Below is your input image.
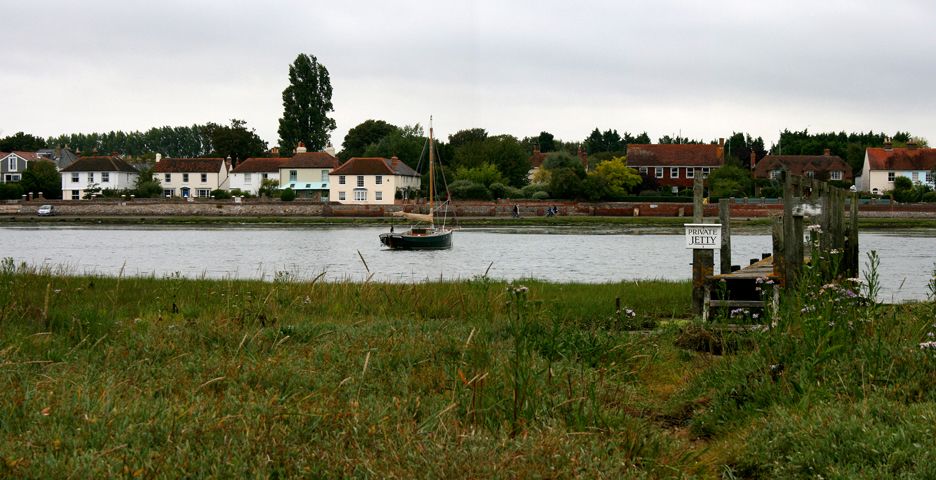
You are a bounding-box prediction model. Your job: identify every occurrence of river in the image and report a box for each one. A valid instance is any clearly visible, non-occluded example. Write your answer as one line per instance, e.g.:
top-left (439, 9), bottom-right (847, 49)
top-left (0, 225), bottom-right (932, 302)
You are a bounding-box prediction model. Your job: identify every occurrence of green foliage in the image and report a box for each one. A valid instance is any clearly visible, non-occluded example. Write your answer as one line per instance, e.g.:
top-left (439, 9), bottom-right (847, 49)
top-left (542, 151), bottom-right (585, 174)
top-left (548, 167), bottom-right (585, 199)
top-left (0, 182), bottom-right (24, 200)
top-left (132, 167), bottom-right (163, 198)
top-left (488, 182), bottom-right (523, 199)
top-left (19, 160), bottom-right (61, 199)
top-left (279, 187), bottom-right (296, 202)
top-left (893, 175), bottom-right (913, 191)
top-left (657, 134), bottom-right (705, 144)
top-left (771, 129), bottom-right (925, 176)
top-left (212, 189), bottom-right (233, 199)
top-left (590, 156), bottom-right (642, 198)
top-left (204, 119), bottom-right (267, 163)
top-left (450, 134), bottom-right (528, 188)
top-left (891, 175), bottom-right (930, 203)
top-left (0, 131), bottom-right (47, 151)
top-left (277, 53), bottom-right (336, 154)
top-left (362, 124), bottom-right (424, 171)
top-left (536, 131), bottom-right (555, 152)
top-left (724, 131), bottom-right (767, 166)
top-left (455, 162), bottom-right (505, 187)
top-left (583, 128), bottom-right (648, 155)
top-left (257, 178), bottom-right (280, 199)
top-left (447, 128), bottom-right (488, 150)
top-left (530, 190), bottom-right (549, 200)
top-left (922, 191), bottom-right (936, 203)
top-left (339, 119), bottom-right (399, 160)
top-left (448, 179), bottom-right (491, 200)
top-left (48, 125), bottom-right (213, 158)
top-left (708, 163), bottom-right (753, 198)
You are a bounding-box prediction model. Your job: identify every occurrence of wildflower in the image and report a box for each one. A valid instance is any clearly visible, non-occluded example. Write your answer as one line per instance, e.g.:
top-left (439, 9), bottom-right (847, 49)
top-left (929, 332), bottom-right (935, 338)
top-left (807, 224), bottom-right (822, 232)
top-left (919, 341), bottom-right (936, 350)
top-left (752, 313), bottom-right (760, 319)
top-left (625, 308), bottom-right (636, 318)
top-left (846, 278), bottom-right (862, 284)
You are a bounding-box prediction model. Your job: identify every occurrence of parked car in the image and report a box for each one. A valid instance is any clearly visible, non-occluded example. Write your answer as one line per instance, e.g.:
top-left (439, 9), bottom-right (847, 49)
top-left (37, 205), bottom-right (55, 216)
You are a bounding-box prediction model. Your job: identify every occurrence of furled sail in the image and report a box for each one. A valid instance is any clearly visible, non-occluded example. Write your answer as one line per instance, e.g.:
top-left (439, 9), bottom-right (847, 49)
top-left (392, 209), bottom-right (434, 223)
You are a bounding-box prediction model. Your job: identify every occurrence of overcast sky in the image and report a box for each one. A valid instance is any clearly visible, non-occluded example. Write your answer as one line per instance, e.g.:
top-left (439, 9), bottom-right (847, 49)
top-left (3, 0), bottom-right (935, 151)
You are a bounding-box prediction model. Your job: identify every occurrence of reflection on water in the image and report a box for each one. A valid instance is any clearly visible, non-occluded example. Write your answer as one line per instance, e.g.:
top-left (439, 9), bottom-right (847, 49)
top-left (0, 225), bottom-right (932, 302)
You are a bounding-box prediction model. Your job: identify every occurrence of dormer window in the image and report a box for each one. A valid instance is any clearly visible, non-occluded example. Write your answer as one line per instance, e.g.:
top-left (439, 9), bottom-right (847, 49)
top-left (830, 171), bottom-right (842, 181)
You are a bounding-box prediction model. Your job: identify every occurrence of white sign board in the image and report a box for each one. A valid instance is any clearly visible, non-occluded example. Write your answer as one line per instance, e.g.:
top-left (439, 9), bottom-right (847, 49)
top-left (684, 223), bottom-right (722, 249)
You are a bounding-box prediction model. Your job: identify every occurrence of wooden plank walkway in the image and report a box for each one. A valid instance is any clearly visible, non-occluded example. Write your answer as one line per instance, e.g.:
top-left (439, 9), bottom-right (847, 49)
top-left (703, 255), bottom-right (780, 322)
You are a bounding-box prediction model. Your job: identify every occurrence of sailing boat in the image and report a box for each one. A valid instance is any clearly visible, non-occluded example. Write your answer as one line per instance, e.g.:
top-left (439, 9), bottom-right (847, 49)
top-left (379, 118), bottom-right (453, 250)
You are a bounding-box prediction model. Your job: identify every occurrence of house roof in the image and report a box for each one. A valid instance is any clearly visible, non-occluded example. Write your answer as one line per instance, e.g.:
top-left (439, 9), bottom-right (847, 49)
top-left (865, 147), bottom-right (936, 171)
top-left (753, 155), bottom-right (853, 179)
top-left (11, 151), bottom-right (42, 161)
top-left (625, 144), bottom-right (724, 167)
top-left (60, 156), bottom-right (138, 173)
top-left (154, 158), bottom-right (226, 173)
top-left (231, 157), bottom-right (287, 173)
top-left (280, 151), bottom-right (339, 169)
top-left (330, 157), bottom-right (419, 177)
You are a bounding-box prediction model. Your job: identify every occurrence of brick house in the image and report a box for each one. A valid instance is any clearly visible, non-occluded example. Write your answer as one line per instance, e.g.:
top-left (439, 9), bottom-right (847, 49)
top-left (625, 141), bottom-right (725, 189)
top-left (753, 149), bottom-right (852, 182)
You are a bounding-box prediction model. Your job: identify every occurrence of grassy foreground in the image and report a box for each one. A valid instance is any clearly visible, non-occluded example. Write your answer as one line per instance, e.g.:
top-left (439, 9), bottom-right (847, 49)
top-left (1, 260), bottom-right (936, 478)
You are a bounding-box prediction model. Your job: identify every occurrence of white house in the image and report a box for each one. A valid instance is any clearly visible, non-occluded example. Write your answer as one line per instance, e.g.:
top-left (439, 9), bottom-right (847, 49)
top-left (859, 142), bottom-right (936, 193)
top-left (329, 156), bottom-right (420, 205)
top-left (154, 157), bottom-right (230, 198)
top-left (60, 156), bottom-right (139, 200)
top-left (229, 157), bottom-right (286, 196)
top-left (277, 149), bottom-right (339, 201)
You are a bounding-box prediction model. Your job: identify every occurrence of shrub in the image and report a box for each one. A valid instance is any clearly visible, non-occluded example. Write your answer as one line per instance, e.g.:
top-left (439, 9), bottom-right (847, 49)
top-left (0, 182), bottom-right (24, 200)
top-left (280, 188), bottom-right (296, 202)
top-left (923, 191), bottom-right (936, 203)
top-left (531, 191), bottom-right (549, 200)
top-left (521, 183), bottom-right (548, 198)
top-left (211, 189), bottom-right (232, 200)
top-left (448, 180), bottom-right (491, 200)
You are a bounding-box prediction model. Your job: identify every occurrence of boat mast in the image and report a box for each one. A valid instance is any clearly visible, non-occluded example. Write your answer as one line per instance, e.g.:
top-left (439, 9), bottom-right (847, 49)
top-left (428, 116), bottom-right (434, 226)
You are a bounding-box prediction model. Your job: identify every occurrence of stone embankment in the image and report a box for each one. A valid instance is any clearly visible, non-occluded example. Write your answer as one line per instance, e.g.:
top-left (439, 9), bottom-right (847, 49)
top-left (3, 198), bottom-right (934, 218)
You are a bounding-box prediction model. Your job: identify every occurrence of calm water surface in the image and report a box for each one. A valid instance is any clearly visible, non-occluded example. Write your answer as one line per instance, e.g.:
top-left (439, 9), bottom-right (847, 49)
top-left (0, 225), bottom-right (931, 302)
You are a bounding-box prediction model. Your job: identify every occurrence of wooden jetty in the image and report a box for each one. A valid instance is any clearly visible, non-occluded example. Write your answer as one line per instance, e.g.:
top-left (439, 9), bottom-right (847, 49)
top-left (694, 172), bottom-right (859, 321)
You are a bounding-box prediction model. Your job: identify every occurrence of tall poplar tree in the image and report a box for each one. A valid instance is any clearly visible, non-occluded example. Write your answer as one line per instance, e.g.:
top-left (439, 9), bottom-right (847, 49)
top-left (277, 53), bottom-right (336, 155)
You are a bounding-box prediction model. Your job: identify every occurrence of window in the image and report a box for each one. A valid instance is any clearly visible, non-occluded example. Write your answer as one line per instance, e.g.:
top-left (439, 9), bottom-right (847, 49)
top-left (244, 173), bottom-right (252, 184)
top-left (71, 190), bottom-right (79, 200)
top-left (830, 171), bottom-right (843, 181)
top-left (163, 189), bottom-right (173, 197)
top-left (702, 167), bottom-right (711, 178)
top-left (339, 175), bottom-right (345, 185)
top-left (912, 171), bottom-right (919, 182)
top-left (686, 168), bottom-right (695, 179)
top-left (7, 157), bottom-right (15, 171)
top-left (375, 175), bottom-right (383, 185)
top-left (71, 172), bottom-right (80, 183)
top-left (101, 172), bottom-right (110, 183)
top-left (927, 172), bottom-right (934, 184)
top-left (164, 173), bottom-right (171, 183)
top-left (888, 171), bottom-right (895, 182)
top-left (338, 191), bottom-right (346, 201)
top-left (354, 190), bottom-right (367, 201)
top-left (201, 173), bottom-right (208, 183)
top-left (805, 170), bottom-right (815, 178)
top-left (357, 176), bottom-right (365, 187)
top-left (198, 189), bottom-right (211, 197)
top-left (321, 170), bottom-right (328, 182)
top-left (88, 172), bottom-right (94, 182)
top-left (670, 167), bottom-right (679, 179)
top-left (182, 173), bottom-right (189, 183)
top-left (4, 174), bottom-right (20, 182)
top-left (289, 170), bottom-right (297, 182)
top-left (375, 191), bottom-right (383, 201)
top-left (769, 170), bottom-right (781, 180)
top-left (638, 167), bottom-right (648, 174)
top-left (655, 167), bottom-right (664, 178)
top-left (262, 173), bottom-right (268, 180)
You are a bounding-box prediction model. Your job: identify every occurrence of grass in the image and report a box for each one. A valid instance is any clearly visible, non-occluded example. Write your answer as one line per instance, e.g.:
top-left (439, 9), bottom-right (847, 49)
top-left (1, 256), bottom-right (935, 478)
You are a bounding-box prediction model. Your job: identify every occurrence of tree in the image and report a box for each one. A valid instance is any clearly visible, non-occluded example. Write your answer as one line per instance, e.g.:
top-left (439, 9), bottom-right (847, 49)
top-left (340, 119), bottom-right (399, 160)
top-left (362, 124), bottom-right (425, 170)
top-left (0, 132), bottom-right (47, 151)
top-left (455, 162), bottom-right (505, 187)
top-left (708, 163), bottom-right (753, 198)
top-left (205, 119), bottom-right (267, 165)
top-left (537, 131), bottom-right (555, 152)
top-left (20, 160), bottom-right (61, 199)
top-left (447, 128), bottom-right (488, 151)
top-left (258, 178), bottom-right (280, 199)
top-left (590, 156), bottom-right (642, 198)
top-left (277, 53), bottom-right (336, 154)
top-left (133, 167), bottom-right (163, 198)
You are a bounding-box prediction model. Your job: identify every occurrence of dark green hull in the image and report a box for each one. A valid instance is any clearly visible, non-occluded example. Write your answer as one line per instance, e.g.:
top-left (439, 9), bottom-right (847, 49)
top-left (379, 228), bottom-right (452, 250)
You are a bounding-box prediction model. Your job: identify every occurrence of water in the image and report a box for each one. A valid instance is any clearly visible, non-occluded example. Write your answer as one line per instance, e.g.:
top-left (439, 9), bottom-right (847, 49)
top-left (0, 225), bottom-right (932, 302)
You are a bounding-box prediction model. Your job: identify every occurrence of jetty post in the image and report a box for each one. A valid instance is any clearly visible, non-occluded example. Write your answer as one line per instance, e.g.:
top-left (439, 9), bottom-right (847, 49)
top-left (719, 198), bottom-right (731, 274)
top-left (691, 175), bottom-right (715, 315)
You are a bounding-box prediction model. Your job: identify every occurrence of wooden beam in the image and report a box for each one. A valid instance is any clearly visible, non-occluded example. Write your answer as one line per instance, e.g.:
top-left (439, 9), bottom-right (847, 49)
top-left (719, 198), bottom-right (731, 274)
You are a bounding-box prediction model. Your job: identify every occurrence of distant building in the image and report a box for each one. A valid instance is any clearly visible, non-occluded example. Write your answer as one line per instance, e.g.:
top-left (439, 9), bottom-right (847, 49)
top-left (626, 141), bottom-right (725, 189)
top-left (754, 149), bottom-right (852, 182)
top-left (60, 156), bottom-right (139, 200)
top-left (277, 143), bottom-right (340, 201)
top-left (154, 157), bottom-right (230, 198)
top-left (229, 157), bottom-right (287, 196)
top-left (859, 139), bottom-right (936, 193)
top-left (329, 156), bottom-right (420, 205)
top-left (37, 147), bottom-right (79, 170)
top-left (527, 145), bottom-right (588, 182)
top-left (0, 151), bottom-right (41, 183)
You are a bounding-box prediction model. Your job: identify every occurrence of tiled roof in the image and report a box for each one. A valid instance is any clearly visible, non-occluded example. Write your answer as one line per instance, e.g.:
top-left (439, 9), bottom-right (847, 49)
top-left (626, 144), bottom-right (724, 167)
top-left (231, 157), bottom-right (287, 173)
top-left (154, 158), bottom-right (226, 173)
top-left (865, 147), bottom-right (936, 171)
top-left (11, 151), bottom-right (42, 161)
top-left (330, 157), bottom-right (419, 176)
top-left (280, 151), bottom-right (339, 169)
top-left (754, 155), bottom-right (852, 180)
top-left (60, 156), bottom-right (138, 173)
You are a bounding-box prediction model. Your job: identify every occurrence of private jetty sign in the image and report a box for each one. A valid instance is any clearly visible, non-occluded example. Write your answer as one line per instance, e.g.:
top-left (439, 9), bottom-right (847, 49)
top-left (684, 223), bottom-right (722, 249)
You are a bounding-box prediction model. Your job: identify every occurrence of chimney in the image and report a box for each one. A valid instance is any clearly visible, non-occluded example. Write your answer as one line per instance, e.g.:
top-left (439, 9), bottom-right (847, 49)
top-left (155, 153), bottom-right (162, 163)
top-left (750, 151), bottom-right (757, 170)
top-left (295, 142), bottom-right (307, 154)
top-left (823, 148), bottom-right (830, 156)
top-left (533, 144), bottom-right (540, 154)
top-left (908, 138), bottom-right (918, 150)
top-left (718, 138), bottom-right (725, 147)
top-left (884, 137), bottom-right (893, 151)
top-left (390, 156), bottom-right (400, 168)
top-left (324, 143), bottom-right (336, 157)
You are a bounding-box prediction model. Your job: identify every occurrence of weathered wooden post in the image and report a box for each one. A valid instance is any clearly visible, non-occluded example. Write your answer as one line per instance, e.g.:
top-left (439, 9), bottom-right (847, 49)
top-left (846, 191), bottom-right (860, 277)
top-left (719, 198), bottom-right (731, 274)
top-left (690, 176), bottom-right (715, 315)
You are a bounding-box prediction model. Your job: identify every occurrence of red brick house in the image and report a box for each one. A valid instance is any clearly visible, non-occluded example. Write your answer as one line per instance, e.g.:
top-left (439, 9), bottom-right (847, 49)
top-left (753, 149), bottom-right (852, 183)
top-left (626, 142), bottom-right (725, 189)
top-left (527, 145), bottom-right (588, 181)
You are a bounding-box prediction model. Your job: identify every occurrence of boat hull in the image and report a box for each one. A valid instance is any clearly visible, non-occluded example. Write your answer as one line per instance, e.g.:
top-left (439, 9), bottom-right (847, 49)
top-left (380, 229), bottom-right (452, 250)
